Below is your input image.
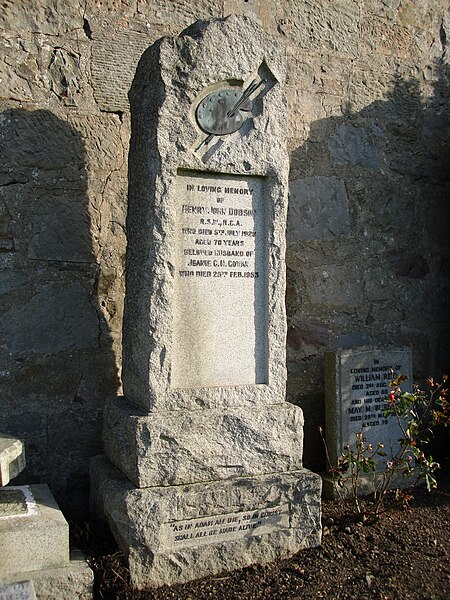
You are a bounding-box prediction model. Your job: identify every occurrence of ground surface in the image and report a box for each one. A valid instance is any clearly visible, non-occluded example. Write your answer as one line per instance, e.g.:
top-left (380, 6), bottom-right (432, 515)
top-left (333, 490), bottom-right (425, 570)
top-left (74, 462), bottom-right (450, 599)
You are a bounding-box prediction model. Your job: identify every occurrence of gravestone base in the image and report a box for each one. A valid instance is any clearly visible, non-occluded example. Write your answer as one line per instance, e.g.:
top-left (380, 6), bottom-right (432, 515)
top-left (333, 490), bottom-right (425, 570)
top-left (91, 455), bottom-right (321, 589)
top-left (321, 468), bottom-right (421, 500)
top-left (103, 396), bottom-right (304, 488)
top-left (0, 485), bottom-right (69, 574)
top-left (0, 580), bottom-right (36, 600)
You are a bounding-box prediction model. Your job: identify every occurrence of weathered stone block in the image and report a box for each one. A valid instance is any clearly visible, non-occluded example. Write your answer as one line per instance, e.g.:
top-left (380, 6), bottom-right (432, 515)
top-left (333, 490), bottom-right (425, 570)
top-left (92, 29), bottom-right (159, 112)
top-left (304, 265), bottom-right (363, 308)
top-left (328, 123), bottom-right (379, 169)
top-left (278, 0), bottom-right (360, 56)
top-left (0, 485), bottom-right (69, 576)
top-left (0, 434), bottom-right (25, 486)
top-left (287, 176), bottom-right (350, 243)
top-left (0, 282), bottom-right (99, 355)
top-left (91, 455), bottom-right (321, 589)
top-left (103, 396), bottom-right (304, 487)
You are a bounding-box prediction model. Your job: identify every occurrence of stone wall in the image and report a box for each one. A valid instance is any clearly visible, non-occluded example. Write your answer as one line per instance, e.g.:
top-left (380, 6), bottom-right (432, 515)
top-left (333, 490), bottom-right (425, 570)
top-left (1, 0), bottom-right (449, 514)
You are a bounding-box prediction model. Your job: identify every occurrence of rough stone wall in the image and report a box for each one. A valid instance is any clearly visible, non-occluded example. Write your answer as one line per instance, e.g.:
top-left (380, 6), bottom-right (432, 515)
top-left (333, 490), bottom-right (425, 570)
top-left (0, 1), bottom-right (448, 514)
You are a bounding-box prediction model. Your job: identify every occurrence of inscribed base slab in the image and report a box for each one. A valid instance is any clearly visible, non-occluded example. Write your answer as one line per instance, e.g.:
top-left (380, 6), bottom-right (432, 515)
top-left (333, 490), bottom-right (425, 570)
top-left (90, 455), bottom-right (321, 589)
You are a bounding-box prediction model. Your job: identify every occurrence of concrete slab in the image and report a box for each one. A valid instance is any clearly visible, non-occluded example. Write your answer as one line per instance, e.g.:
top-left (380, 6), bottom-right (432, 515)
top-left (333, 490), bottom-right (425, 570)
top-left (0, 484), bottom-right (69, 575)
top-left (0, 551), bottom-right (93, 600)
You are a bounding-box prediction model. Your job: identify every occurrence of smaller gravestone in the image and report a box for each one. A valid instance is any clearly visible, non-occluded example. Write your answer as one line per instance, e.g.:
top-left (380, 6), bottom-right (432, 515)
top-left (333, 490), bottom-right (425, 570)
top-left (324, 347), bottom-right (413, 495)
top-left (0, 436), bottom-right (93, 598)
top-left (0, 485), bottom-right (69, 575)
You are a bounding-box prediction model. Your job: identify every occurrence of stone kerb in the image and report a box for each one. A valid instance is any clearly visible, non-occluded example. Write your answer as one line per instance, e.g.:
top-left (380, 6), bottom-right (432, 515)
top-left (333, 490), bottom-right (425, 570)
top-left (0, 437), bottom-right (93, 597)
top-left (122, 15), bottom-right (289, 413)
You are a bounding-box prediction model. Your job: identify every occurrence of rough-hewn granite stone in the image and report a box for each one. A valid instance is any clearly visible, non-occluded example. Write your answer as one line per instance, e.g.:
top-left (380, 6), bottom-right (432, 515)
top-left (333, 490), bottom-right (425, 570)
top-left (91, 16), bottom-right (322, 589)
top-left (0, 434), bottom-right (25, 486)
top-left (122, 15), bottom-right (289, 413)
top-left (103, 396), bottom-right (304, 487)
top-left (91, 455), bottom-right (322, 589)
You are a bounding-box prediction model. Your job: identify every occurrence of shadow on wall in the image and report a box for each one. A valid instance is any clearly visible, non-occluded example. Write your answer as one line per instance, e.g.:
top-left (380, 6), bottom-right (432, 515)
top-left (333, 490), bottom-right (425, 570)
top-left (0, 109), bottom-right (119, 517)
top-left (286, 62), bottom-right (450, 472)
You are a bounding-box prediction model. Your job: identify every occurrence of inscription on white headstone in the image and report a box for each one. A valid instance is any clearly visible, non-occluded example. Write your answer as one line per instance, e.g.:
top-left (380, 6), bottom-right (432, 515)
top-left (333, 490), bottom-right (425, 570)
top-left (172, 171), bottom-right (267, 388)
top-left (160, 504), bottom-right (289, 551)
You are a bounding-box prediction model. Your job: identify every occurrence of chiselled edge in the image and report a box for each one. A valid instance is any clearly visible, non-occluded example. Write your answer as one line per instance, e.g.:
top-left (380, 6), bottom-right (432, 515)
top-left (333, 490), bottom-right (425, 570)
top-left (102, 396), bottom-right (304, 488)
top-left (90, 454), bottom-right (322, 589)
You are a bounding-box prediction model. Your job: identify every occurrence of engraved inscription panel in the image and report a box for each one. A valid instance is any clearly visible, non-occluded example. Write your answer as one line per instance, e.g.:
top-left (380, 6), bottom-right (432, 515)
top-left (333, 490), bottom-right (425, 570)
top-left (172, 171), bottom-right (267, 388)
top-left (341, 349), bottom-right (413, 457)
top-left (160, 504), bottom-right (289, 551)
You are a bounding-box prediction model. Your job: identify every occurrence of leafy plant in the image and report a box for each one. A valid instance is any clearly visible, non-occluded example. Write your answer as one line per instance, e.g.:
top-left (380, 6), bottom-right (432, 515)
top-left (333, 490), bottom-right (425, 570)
top-left (321, 374), bottom-right (449, 521)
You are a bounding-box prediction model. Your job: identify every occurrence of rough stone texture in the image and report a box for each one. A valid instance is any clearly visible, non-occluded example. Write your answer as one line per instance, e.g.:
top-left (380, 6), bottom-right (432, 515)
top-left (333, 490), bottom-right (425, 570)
top-left (103, 397), bottom-right (303, 488)
top-left (91, 455), bottom-right (322, 588)
top-left (0, 434), bottom-right (25, 486)
top-left (0, 489), bottom-right (28, 517)
top-left (91, 16), bottom-right (323, 588)
top-left (0, 580), bottom-right (36, 600)
top-left (0, 0), bottom-right (448, 513)
top-left (0, 551), bottom-right (93, 600)
top-left (287, 176), bottom-right (350, 243)
top-left (0, 485), bottom-right (69, 575)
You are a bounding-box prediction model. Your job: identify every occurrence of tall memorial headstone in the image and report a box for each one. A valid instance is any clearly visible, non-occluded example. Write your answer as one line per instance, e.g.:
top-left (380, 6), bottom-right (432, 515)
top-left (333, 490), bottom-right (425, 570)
top-left (91, 16), bottom-right (322, 589)
top-left (324, 346), bottom-right (413, 495)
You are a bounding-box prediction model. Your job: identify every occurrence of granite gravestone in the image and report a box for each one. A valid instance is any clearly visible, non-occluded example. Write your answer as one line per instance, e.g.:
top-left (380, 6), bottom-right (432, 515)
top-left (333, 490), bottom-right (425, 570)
top-left (91, 16), bottom-right (322, 589)
top-left (324, 347), bottom-right (413, 494)
top-left (0, 435), bottom-right (93, 598)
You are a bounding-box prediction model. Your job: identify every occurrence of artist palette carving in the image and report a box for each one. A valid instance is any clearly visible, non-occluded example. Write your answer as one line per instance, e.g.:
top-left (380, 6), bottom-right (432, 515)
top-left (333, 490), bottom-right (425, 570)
top-left (194, 68), bottom-right (272, 153)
